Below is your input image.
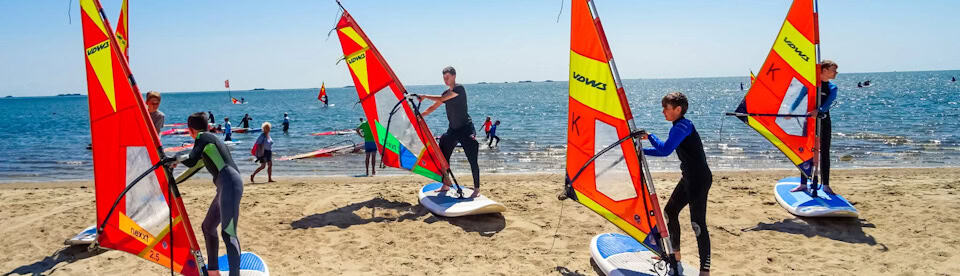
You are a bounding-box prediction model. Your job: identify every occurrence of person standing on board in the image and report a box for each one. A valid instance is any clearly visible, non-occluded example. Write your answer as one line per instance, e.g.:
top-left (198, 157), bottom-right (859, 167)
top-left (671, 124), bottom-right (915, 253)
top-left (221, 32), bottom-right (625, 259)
top-left (641, 92), bottom-right (713, 275)
top-left (792, 60), bottom-right (839, 195)
top-left (251, 122), bottom-right (275, 183)
top-left (173, 112), bottom-right (244, 276)
top-left (356, 118), bottom-right (377, 176)
top-left (482, 117), bottom-right (493, 141)
top-left (282, 113), bottom-right (290, 134)
top-left (208, 111), bottom-right (216, 125)
top-left (145, 91), bottom-right (165, 136)
top-left (223, 117), bottom-right (233, 141)
top-left (418, 66), bottom-right (482, 198)
top-left (240, 113), bottom-right (253, 129)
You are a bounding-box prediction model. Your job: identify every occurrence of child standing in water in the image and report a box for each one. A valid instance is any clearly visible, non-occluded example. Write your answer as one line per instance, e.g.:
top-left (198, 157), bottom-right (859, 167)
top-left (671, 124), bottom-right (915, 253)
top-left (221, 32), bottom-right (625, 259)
top-left (641, 92), bottom-right (713, 276)
top-left (487, 120), bottom-right (501, 148)
top-left (223, 117), bottom-right (232, 141)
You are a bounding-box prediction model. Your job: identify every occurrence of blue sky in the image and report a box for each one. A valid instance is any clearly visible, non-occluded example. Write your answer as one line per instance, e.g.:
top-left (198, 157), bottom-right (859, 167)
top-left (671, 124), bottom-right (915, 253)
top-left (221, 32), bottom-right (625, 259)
top-left (1, 0), bottom-right (957, 96)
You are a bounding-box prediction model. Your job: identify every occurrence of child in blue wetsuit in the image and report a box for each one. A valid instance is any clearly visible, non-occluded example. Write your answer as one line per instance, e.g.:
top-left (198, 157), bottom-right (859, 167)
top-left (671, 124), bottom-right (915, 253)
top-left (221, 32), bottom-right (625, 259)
top-left (487, 120), bottom-right (500, 148)
top-left (792, 60), bottom-right (839, 195)
top-left (641, 92), bottom-right (712, 276)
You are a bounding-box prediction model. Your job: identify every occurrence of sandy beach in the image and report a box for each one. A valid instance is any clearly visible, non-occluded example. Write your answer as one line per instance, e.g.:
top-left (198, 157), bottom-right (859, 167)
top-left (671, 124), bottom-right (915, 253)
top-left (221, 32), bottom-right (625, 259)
top-left (2, 167), bottom-right (959, 275)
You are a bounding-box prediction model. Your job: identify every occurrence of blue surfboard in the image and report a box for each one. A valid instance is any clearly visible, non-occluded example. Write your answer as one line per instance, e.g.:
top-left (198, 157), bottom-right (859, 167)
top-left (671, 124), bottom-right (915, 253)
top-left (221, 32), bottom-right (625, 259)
top-left (215, 251), bottom-right (269, 275)
top-left (774, 177), bottom-right (858, 217)
top-left (418, 182), bottom-right (506, 217)
top-left (590, 233), bottom-right (695, 276)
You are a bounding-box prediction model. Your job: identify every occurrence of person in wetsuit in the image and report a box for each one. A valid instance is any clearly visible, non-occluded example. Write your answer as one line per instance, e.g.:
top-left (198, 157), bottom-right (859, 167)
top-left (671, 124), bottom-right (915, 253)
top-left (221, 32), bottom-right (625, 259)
top-left (223, 117), bottom-right (232, 141)
top-left (792, 60), bottom-right (839, 195)
top-left (418, 66), bottom-right (482, 198)
top-left (282, 113), bottom-right (290, 134)
top-left (174, 112), bottom-right (243, 276)
top-left (487, 120), bottom-right (501, 148)
top-left (240, 114), bottom-right (253, 129)
top-left (641, 92), bottom-right (713, 275)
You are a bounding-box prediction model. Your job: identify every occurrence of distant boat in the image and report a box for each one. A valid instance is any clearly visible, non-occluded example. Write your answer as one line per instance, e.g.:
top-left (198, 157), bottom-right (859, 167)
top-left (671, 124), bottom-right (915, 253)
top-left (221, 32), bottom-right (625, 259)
top-left (478, 81), bottom-right (488, 84)
top-left (252, 88), bottom-right (266, 91)
top-left (544, 80), bottom-right (554, 82)
top-left (519, 80), bottom-right (532, 83)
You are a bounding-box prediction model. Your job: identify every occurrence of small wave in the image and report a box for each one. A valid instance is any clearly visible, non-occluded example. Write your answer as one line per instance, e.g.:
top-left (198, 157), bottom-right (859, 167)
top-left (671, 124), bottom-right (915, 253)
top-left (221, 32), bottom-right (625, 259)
top-left (838, 132), bottom-right (911, 145)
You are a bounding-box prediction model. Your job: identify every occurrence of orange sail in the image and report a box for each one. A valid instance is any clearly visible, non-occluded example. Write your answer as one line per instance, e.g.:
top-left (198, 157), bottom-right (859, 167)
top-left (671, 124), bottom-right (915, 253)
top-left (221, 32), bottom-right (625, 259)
top-left (114, 0), bottom-right (129, 60)
top-left (564, 0), bottom-right (671, 256)
top-left (730, 0), bottom-right (820, 178)
top-left (750, 70), bottom-right (757, 84)
top-left (81, 0), bottom-right (204, 274)
top-left (318, 82), bottom-right (327, 103)
top-left (334, 6), bottom-right (446, 181)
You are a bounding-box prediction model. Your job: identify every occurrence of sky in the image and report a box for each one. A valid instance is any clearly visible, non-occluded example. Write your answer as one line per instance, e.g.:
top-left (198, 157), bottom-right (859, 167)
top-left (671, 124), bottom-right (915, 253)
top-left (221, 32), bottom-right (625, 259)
top-left (1, 0), bottom-right (958, 96)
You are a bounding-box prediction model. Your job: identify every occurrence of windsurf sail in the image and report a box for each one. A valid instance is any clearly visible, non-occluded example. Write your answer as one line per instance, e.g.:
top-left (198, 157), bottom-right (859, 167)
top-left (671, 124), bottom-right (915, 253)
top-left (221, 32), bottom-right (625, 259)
top-left (563, 0), bottom-right (673, 259)
top-left (114, 0), bottom-right (129, 60)
top-left (750, 70), bottom-right (757, 84)
top-left (318, 82), bottom-right (328, 104)
top-left (334, 4), bottom-right (447, 182)
top-left (81, 0), bottom-right (204, 274)
top-left (727, 0), bottom-right (820, 178)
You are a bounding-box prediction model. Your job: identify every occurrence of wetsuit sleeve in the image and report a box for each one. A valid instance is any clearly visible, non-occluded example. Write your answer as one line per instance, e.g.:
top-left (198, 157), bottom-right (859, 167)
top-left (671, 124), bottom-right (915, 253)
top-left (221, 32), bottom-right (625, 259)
top-left (181, 135), bottom-right (207, 168)
top-left (642, 123), bottom-right (693, 157)
top-left (175, 160), bottom-right (204, 184)
top-left (819, 82), bottom-right (838, 112)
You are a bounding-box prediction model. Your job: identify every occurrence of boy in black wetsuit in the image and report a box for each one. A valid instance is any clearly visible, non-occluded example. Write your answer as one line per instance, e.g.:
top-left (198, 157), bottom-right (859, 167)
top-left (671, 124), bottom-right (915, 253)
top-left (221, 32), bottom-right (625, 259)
top-left (641, 92), bottom-right (712, 276)
top-left (792, 60), bottom-right (839, 195)
top-left (174, 112), bottom-right (243, 276)
top-left (417, 66), bottom-right (482, 198)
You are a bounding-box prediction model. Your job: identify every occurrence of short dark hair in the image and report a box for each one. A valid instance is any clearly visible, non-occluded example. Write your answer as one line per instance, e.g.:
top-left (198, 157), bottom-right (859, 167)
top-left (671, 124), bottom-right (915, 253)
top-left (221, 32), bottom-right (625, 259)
top-left (661, 92), bottom-right (689, 115)
top-left (442, 66), bottom-right (456, 76)
top-left (188, 112), bottom-right (208, 131)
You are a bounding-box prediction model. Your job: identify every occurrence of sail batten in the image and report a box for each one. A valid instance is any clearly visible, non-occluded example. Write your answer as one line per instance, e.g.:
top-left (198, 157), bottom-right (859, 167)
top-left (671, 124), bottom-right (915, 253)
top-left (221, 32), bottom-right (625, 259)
top-left (335, 7), bottom-right (447, 182)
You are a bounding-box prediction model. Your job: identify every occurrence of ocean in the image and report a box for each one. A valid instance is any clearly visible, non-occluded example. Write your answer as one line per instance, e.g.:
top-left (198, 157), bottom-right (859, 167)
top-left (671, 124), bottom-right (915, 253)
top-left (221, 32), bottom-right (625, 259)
top-left (1, 70), bottom-right (958, 182)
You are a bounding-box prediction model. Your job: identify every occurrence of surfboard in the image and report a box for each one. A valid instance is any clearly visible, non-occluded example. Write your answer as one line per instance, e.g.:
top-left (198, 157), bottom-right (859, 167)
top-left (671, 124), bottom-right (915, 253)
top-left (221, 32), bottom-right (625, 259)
top-left (215, 251), bottom-right (270, 276)
top-left (418, 182), bottom-right (506, 217)
top-left (591, 233), bottom-right (696, 276)
top-left (64, 225), bottom-right (97, 245)
top-left (774, 177), bottom-right (858, 217)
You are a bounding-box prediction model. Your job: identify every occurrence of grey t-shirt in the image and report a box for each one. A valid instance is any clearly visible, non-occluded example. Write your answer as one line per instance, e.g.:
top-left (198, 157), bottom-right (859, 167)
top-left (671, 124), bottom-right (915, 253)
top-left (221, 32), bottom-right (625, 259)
top-left (443, 84), bottom-right (472, 130)
top-left (150, 110), bottom-right (165, 134)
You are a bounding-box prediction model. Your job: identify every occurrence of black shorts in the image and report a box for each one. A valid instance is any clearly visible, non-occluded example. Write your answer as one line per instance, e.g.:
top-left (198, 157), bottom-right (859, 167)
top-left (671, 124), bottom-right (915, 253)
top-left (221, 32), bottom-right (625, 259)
top-left (257, 150), bottom-right (272, 163)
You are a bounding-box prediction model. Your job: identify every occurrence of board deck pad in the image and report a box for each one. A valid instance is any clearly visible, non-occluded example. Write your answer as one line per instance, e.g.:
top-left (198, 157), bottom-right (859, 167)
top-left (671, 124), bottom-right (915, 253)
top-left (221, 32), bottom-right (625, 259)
top-left (64, 225), bottom-right (98, 245)
top-left (591, 233), bottom-right (696, 276)
top-left (774, 177), bottom-right (858, 217)
top-left (418, 182), bottom-right (506, 217)
top-left (215, 251), bottom-right (270, 276)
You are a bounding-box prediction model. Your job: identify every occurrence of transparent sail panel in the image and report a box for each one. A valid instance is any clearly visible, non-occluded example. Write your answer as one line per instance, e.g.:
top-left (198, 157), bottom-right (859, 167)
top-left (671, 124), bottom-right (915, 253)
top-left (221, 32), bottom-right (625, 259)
top-left (594, 120), bottom-right (637, 201)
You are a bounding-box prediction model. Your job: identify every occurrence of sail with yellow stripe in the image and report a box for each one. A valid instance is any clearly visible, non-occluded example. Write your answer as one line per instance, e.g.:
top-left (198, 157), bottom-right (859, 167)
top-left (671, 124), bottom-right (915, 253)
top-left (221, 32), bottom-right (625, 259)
top-left (114, 0), bottom-right (129, 60)
top-left (82, 0), bottom-right (204, 274)
top-left (728, 0), bottom-right (820, 178)
top-left (562, 0), bottom-right (673, 258)
top-left (334, 4), bottom-right (447, 182)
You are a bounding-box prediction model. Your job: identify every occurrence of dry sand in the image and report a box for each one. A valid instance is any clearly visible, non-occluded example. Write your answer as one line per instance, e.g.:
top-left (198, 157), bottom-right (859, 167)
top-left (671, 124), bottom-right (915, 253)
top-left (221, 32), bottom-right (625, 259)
top-left (2, 168), bottom-right (959, 275)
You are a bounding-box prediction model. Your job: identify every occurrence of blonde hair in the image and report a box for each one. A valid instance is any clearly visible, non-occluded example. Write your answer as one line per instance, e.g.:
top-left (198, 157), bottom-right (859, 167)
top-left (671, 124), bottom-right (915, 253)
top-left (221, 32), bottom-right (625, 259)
top-left (262, 122), bottom-right (272, 131)
top-left (820, 60), bottom-right (838, 71)
top-left (146, 91), bottom-right (161, 101)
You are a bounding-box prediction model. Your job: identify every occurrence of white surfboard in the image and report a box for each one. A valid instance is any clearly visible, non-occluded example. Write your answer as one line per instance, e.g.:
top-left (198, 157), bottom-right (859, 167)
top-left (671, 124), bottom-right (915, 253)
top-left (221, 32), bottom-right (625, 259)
top-left (64, 224), bottom-right (97, 245)
top-left (418, 182), bottom-right (506, 217)
top-left (591, 233), bottom-right (696, 276)
top-left (216, 251), bottom-right (270, 276)
top-left (774, 177), bottom-right (858, 217)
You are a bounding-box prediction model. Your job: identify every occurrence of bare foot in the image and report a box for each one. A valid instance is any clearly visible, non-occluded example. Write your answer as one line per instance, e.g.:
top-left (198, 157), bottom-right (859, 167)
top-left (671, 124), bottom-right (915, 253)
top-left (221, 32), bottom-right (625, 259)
top-left (435, 184), bottom-right (451, 193)
top-left (469, 189), bottom-right (480, 198)
top-left (789, 184), bottom-right (807, 192)
top-left (207, 270), bottom-right (221, 276)
top-left (268, 179), bottom-right (276, 183)
top-left (822, 184), bottom-right (835, 195)
top-left (249, 175), bottom-right (255, 183)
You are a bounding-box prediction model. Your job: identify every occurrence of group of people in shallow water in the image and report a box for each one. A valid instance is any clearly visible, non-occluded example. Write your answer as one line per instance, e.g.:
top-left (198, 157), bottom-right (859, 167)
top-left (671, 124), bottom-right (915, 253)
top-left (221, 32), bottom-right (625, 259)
top-left (139, 60), bottom-right (842, 275)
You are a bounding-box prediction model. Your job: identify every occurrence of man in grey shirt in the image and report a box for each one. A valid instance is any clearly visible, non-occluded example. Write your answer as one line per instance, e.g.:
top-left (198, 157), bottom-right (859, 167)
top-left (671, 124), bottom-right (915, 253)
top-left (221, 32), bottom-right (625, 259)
top-left (418, 66), bottom-right (482, 197)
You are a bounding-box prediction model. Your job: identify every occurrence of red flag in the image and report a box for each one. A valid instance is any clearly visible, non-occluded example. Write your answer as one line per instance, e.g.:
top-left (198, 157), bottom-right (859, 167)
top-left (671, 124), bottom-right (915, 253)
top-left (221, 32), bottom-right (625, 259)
top-left (224, 79), bottom-right (230, 89)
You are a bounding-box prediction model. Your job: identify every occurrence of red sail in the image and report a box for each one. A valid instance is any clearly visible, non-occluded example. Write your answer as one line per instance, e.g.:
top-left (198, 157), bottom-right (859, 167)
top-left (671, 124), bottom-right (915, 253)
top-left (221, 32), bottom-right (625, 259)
top-left (82, 0), bottom-right (203, 274)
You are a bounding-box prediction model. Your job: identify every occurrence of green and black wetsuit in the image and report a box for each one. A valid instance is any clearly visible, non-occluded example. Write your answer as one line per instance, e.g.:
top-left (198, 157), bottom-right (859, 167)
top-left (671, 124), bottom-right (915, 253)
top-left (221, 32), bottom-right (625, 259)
top-left (179, 132), bottom-right (243, 275)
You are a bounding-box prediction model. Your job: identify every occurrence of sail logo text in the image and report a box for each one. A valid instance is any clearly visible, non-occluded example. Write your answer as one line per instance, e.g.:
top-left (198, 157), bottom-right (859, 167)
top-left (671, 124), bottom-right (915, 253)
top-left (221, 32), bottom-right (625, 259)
top-left (347, 53), bottom-right (366, 64)
top-left (782, 37), bottom-right (809, 62)
top-left (86, 41), bottom-right (110, 56)
top-left (572, 72), bottom-right (607, 91)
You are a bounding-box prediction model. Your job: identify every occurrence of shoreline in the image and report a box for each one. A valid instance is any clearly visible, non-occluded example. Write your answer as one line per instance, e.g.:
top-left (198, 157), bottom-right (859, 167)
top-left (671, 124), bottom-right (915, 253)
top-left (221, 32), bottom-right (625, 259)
top-left (2, 167), bottom-right (959, 274)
